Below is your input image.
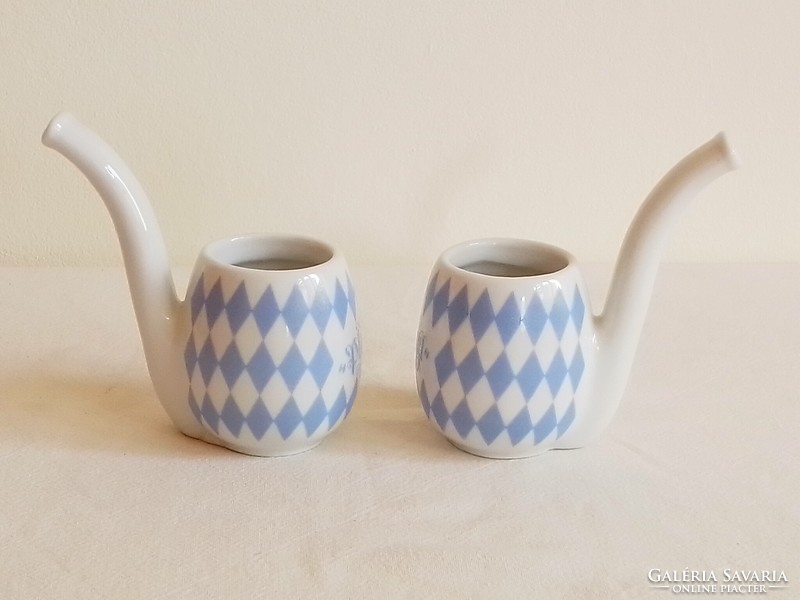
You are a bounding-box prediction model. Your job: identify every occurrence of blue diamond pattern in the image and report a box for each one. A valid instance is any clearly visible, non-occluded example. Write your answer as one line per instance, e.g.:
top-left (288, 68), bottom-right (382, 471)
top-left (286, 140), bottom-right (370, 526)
top-left (448, 286), bottom-right (469, 334)
top-left (423, 274), bottom-right (439, 314)
top-left (486, 353), bottom-right (514, 398)
top-left (279, 345), bottom-right (307, 391)
top-left (185, 273), bottom-right (359, 443)
top-left (533, 405), bottom-right (557, 441)
top-left (246, 399), bottom-right (273, 440)
top-left (188, 390), bottom-right (202, 422)
top-left (201, 394), bottom-right (220, 434)
top-left (347, 276), bottom-right (357, 317)
top-left (190, 276), bottom-right (206, 324)
top-left (275, 398), bottom-right (303, 438)
top-left (225, 283), bottom-right (252, 333)
top-left (523, 295), bottom-right (548, 343)
top-left (477, 406), bottom-right (505, 444)
top-left (220, 395), bottom-right (245, 437)
top-left (517, 354), bottom-right (544, 397)
top-left (568, 347), bottom-right (584, 389)
top-left (456, 348), bottom-right (483, 393)
top-left (205, 279), bottom-right (225, 328)
top-left (418, 274), bottom-right (588, 448)
top-left (308, 341), bottom-right (334, 388)
top-left (247, 344), bottom-right (276, 392)
top-left (451, 400), bottom-right (475, 438)
top-left (197, 338), bottom-right (218, 385)
top-left (469, 290), bottom-right (495, 341)
top-left (557, 401), bottom-right (576, 437)
top-left (283, 287), bottom-right (310, 337)
top-left (494, 295), bottom-right (521, 344)
top-left (545, 350), bottom-right (568, 396)
top-left (571, 285), bottom-right (585, 331)
top-left (252, 287), bottom-right (281, 337)
top-left (184, 338), bottom-right (197, 376)
top-left (309, 288), bottom-right (332, 332)
top-left (328, 389), bottom-right (348, 427)
top-left (219, 342), bottom-right (245, 388)
top-left (304, 395), bottom-right (328, 435)
top-left (434, 342), bottom-right (457, 385)
top-left (431, 279), bottom-right (450, 327)
top-left (333, 280), bottom-right (349, 327)
top-left (430, 391), bottom-right (449, 430)
top-left (507, 408), bottom-right (534, 445)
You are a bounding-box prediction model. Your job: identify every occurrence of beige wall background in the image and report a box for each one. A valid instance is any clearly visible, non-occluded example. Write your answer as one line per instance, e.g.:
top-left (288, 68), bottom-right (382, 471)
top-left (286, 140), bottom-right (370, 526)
top-left (0, 1), bottom-right (795, 267)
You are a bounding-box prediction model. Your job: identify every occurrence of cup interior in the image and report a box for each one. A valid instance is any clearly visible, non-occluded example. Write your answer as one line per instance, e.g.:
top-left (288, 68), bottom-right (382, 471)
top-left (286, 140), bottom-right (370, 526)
top-left (204, 235), bottom-right (334, 271)
top-left (444, 239), bottom-right (571, 278)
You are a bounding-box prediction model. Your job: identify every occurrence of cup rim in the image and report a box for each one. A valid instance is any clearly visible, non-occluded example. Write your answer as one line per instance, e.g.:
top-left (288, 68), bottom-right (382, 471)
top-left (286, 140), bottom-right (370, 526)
top-left (201, 234), bottom-right (338, 274)
top-left (439, 238), bottom-right (576, 280)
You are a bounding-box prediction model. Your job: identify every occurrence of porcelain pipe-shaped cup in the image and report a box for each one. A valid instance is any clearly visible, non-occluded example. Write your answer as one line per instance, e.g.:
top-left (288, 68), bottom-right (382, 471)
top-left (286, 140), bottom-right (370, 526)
top-left (415, 133), bottom-right (738, 459)
top-left (42, 112), bottom-right (360, 457)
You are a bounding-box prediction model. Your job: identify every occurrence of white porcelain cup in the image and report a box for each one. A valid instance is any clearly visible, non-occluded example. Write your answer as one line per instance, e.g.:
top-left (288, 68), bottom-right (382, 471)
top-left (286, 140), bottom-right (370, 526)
top-left (415, 239), bottom-right (593, 459)
top-left (183, 235), bottom-right (361, 456)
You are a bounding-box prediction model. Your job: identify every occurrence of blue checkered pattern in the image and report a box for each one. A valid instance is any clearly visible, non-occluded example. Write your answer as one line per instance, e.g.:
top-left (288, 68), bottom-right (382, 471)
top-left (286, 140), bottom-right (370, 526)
top-left (184, 273), bottom-right (359, 444)
top-left (416, 272), bottom-right (586, 449)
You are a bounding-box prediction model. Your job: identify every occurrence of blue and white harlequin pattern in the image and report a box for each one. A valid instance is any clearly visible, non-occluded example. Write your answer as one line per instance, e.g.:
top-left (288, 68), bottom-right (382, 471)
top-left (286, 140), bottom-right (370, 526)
top-left (184, 272), bottom-right (359, 450)
top-left (416, 272), bottom-right (587, 453)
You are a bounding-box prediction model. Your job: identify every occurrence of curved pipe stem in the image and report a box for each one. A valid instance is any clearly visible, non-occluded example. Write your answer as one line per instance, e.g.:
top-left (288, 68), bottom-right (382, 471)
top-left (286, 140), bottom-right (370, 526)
top-left (42, 113), bottom-right (198, 435)
top-left (575, 133), bottom-right (739, 446)
top-left (597, 133), bottom-right (739, 355)
top-left (600, 133), bottom-right (739, 347)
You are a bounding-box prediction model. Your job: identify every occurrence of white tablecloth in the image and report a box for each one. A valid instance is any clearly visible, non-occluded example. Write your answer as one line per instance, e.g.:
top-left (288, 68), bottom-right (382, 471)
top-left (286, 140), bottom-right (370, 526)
top-left (1, 264), bottom-right (797, 598)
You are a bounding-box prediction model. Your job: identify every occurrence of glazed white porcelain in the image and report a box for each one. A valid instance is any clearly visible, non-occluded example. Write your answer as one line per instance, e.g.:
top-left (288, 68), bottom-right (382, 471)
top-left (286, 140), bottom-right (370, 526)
top-left (416, 134), bottom-right (739, 459)
top-left (42, 112), bottom-right (360, 456)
